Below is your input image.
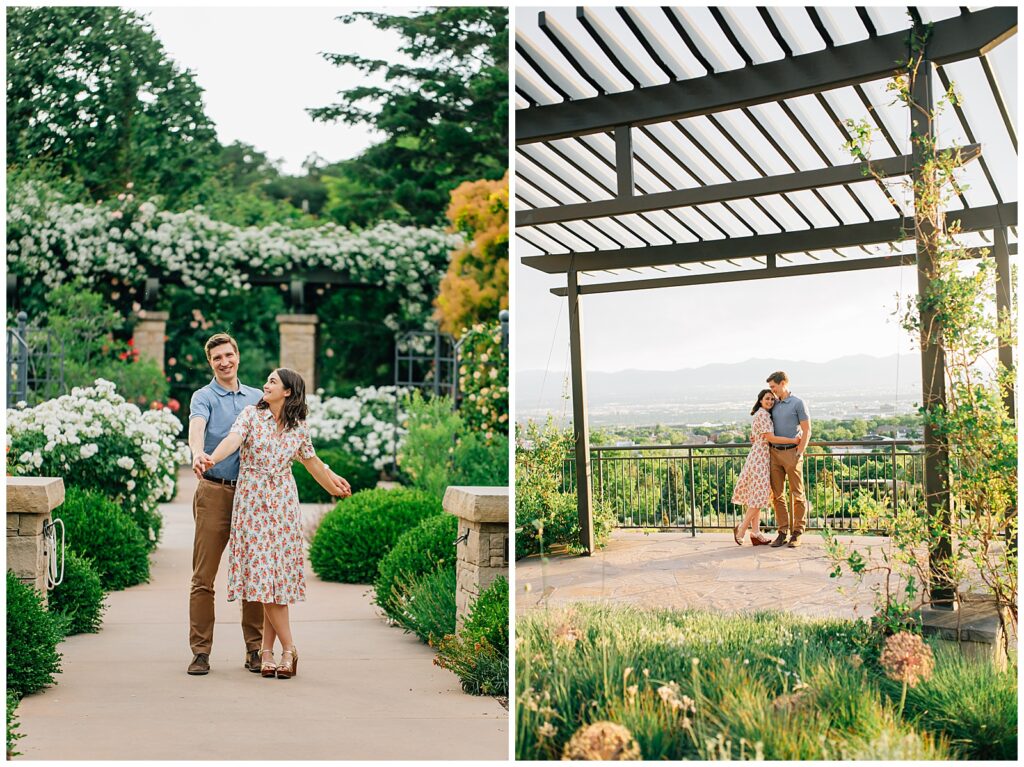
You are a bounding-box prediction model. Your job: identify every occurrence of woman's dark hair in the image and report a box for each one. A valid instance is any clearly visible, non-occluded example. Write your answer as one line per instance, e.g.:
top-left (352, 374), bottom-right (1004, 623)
top-left (256, 368), bottom-right (308, 431)
top-left (750, 388), bottom-right (774, 416)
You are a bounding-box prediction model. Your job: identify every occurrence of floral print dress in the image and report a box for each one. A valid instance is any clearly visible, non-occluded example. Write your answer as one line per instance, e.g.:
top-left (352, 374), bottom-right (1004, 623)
top-left (226, 405), bottom-right (315, 605)
top-left (731, 408), bottom-right (773, 508)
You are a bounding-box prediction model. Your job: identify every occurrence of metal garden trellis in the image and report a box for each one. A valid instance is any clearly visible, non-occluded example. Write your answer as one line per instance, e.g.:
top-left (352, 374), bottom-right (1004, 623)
top-left (514, 6), bottom-right (1018, 608)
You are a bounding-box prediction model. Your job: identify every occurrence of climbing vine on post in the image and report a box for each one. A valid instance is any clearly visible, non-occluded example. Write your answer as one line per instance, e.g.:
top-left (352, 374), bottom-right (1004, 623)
top-left (826, 19), bottom-right (1017, 641)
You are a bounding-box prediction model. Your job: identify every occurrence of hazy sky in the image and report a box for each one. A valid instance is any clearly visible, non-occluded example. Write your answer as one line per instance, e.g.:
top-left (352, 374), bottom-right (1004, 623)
top-left (142, 6), bottom-right (408, 174)
top-left (515, 261), bottom-right (924, 374)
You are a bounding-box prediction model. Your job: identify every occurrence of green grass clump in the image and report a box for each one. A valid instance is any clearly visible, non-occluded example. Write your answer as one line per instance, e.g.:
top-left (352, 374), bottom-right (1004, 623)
top-left (53, 487), bottom-right (150, 590)
top-left (293, 447), bottom-right (379, 502)
top-left (515, 605), bottom-right (982, 760)
top-left (309, 487), bottom-right (442, 583)
top-left (374, 513), bottom-right (457, 620)
top-left (6, 572), bottom-right (64, 697)
top-left (48, 551), bottom-right (107, 635)
top-left (388, 567), bottom-right (457, 645)
top-left (880, 646), bottom-right (1017, 760)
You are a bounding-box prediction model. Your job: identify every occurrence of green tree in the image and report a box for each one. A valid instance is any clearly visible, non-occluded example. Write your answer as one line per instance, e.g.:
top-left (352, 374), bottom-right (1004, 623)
top-left (309, 8), bottom-right (508, 227)
top-left (7, 7), bottom-right (218, 208)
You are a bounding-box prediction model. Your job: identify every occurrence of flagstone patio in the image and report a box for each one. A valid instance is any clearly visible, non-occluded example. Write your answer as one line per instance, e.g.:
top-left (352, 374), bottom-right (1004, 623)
top-left (516, 529), bottom-right (894, 621)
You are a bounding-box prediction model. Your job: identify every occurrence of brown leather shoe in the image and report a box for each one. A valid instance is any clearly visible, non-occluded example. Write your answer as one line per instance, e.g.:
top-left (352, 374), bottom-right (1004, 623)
top-left (733, 524), bottom-right (744, 546)
top-left (187, 653), bottom-right (210, 675)
top-left (770, 532), bottom-right (788, 548)
top-left (787, 532), bottom-right (803, 548)
top-left (244, 649), bottom-right (262, 673)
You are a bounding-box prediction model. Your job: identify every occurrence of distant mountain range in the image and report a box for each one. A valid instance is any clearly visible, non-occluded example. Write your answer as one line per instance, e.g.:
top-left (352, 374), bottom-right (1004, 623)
top-left (517, 354), bottom-right (924, 426)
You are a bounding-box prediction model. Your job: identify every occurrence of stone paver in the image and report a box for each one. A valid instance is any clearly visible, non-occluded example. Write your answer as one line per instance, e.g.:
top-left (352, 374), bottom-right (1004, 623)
top-left (15, 471), bottom-right (507, 760)
top-left (517, 529), bottom-right (896, 622)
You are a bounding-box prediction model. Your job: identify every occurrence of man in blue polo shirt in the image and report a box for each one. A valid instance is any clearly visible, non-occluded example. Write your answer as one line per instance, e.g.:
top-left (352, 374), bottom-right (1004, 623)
top-left (765, 371), bottom-right (811, 549)
top-left (185, 333), bottom-right (264, 676)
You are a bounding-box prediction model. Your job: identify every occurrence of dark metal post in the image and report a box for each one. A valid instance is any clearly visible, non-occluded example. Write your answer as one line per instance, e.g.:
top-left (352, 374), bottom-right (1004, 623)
top-left (911, 51), bottom-right (955, 609)
top-left (433, 328), bottom-right (441, 398)
top-left (615, 125), bottom-right (634, 198)
top-left (993, 227), bottom-right (1015, 421)
top-left (16, 311), bottom-right (29, 405)
top-left (567, 266), bottom-right (594, 554)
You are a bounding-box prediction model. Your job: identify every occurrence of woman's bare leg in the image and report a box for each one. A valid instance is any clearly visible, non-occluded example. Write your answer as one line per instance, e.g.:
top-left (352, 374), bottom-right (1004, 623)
top-left (738, 505), bottom-right (760, 538)
top-left (263, 604), bottom-right (294, 650)
top-left (261, 612), bottom-right (278, 653)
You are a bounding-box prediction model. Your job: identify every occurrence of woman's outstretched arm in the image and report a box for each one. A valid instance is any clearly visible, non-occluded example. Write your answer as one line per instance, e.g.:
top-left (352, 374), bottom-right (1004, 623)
top-left (205, 432), bottom-right (244, 469)
top-left (298, 455), bottom-right (352, 498)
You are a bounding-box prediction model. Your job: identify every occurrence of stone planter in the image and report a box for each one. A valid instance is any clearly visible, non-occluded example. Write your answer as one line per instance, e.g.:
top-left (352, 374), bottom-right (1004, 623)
top-left (7, 477), bottom-right (66, 603)
top-left (443, 486), bottom-right (509, 631)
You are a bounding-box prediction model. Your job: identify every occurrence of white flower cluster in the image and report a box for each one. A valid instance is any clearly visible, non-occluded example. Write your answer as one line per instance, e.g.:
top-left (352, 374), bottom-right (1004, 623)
top-left (306, 386), bottom-right (407, 470)
top-left (7, 379), bottom-right (186, 505)
top-left (8, 180), bottom-right (463, 331)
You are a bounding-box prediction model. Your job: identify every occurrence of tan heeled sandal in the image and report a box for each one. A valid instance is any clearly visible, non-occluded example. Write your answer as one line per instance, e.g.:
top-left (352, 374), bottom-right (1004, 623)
top-left (276, 647), bottom-right (298, 679)
top-left (259, 649), bottom-right (277, 678)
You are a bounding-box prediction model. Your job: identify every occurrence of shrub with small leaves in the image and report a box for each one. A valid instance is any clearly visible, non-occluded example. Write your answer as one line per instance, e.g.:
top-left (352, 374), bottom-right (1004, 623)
top-left (49, 550), bottom-right (106, 635)
top-left (374, 513), bottom-right (457, 620)
top-left (53, 487), bottom-right (150, 590)
top-left (309, 487), bottom-right (442, 583)
top-left (6, 571), bottom-right (64, 697)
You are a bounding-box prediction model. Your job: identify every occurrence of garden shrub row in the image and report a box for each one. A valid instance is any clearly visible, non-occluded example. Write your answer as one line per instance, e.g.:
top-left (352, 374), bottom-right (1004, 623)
top-left (435, 577), bottom-right (509, 696)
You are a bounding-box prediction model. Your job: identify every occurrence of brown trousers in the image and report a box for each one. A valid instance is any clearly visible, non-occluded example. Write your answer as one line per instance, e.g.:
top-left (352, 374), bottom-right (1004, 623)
top-left (189, 479), bottom-right (263, 654)
top-left (770, 447), bottom-right (806, 535)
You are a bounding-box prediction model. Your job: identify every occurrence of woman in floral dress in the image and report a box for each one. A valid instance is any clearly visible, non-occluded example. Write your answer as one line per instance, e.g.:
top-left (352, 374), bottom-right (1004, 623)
top-left (731, 389), bottom-right (800, 545)
top-left (203, 368), bottom-right (349, 679)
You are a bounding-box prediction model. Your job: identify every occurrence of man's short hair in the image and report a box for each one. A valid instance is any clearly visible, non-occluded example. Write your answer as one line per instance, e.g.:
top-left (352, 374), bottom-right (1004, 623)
top-left (204, 333), bottom-right (239, 359)
top-left (766, 371), bottom-right (789, 385)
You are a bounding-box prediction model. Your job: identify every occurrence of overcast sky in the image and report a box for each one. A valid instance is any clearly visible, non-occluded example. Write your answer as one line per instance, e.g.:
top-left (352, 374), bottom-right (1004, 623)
top-left (141, 6), bottom-right (409, 174)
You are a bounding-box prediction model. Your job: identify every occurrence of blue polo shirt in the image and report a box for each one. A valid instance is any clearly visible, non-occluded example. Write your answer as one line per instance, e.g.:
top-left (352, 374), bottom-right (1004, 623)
top-left (189, 378), bottom-right (263, 480)
top-left (772, 393), bottom-right (809, 440)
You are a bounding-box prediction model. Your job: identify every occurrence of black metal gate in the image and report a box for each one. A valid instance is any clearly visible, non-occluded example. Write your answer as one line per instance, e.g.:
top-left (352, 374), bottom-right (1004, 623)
top-left (6, 312), bottom-right (66, 407)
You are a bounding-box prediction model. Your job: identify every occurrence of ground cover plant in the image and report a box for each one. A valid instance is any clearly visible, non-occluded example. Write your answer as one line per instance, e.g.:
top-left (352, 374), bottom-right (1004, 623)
top-left (515, 604), bottom-right (1015, 760)
top-left (309, 487), bottom-right (442, 583)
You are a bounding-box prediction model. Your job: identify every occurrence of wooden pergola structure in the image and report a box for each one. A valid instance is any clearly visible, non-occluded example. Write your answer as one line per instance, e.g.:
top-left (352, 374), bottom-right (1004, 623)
top-left (515, 6), bottom-right (1017, 607)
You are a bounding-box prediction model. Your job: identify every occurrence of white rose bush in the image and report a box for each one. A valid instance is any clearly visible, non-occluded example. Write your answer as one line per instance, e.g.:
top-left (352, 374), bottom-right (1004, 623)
top-left (8, 178), bottom-right (462, 332)
top-left (307, 385), bottom-right (408, 471)
top-left (7, 379), bottom-right (187, 547)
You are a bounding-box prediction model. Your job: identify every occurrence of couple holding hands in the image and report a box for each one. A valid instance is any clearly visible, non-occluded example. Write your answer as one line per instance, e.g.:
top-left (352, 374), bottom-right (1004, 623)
top-left (186, 333), bottom-right (351, 680)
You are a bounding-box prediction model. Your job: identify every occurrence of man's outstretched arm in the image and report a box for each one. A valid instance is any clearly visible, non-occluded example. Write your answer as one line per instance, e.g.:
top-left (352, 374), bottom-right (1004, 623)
top-left (188, 416), bottom-right (210, 479)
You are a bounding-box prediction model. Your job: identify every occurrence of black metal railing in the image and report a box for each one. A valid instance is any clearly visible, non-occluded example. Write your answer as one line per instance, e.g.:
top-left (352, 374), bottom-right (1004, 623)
top-left (563, 440), bottom-right (926, 533)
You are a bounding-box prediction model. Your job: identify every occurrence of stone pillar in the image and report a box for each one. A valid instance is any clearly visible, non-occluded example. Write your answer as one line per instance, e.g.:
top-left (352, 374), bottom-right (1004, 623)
top-left (277, 314), bottom-right (319, 390)
top-left (7, 478), bottom-right (66, 604)
top-left (133, 310), bottom-right (170, 373)
top-left (443, 486), bottom-right (509, 631)
top-left (920, 595), bottom-right (1012, 670)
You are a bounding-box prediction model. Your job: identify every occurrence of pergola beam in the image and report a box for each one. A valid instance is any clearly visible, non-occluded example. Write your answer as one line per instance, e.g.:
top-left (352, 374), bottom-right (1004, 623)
top-left (516, 7), bottom-right (1017, 144)
top-left (548, 244), bottom-right (1017, 297)
top-left (522, 202), bottom-right (1017, 274)
top-left (516, 145), bottom-right (980, 227)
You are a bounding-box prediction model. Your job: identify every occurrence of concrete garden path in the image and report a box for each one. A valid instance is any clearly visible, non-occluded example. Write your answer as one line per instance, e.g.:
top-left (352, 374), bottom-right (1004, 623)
top-left (15, 471), bottom-right (508, 760)
top-left (517, 529), bottom-right (893, 620)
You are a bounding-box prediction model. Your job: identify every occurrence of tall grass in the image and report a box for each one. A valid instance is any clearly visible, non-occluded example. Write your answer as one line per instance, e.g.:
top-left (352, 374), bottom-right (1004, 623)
top-left (516, 606), bottom-right (1012, 760)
